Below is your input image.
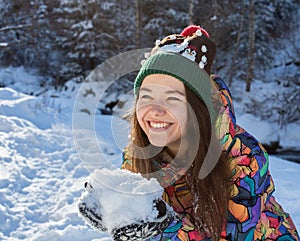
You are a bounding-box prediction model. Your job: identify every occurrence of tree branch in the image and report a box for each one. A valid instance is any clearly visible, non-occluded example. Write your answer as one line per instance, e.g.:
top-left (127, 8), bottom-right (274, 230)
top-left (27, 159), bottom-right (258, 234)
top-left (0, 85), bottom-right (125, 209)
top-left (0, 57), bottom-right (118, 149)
top-left (0, 24), bottom-right (32, 32)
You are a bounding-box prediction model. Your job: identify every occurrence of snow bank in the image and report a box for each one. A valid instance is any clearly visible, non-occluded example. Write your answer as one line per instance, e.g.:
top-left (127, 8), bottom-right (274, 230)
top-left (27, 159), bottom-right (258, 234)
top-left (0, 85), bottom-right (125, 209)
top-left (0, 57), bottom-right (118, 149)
top-left (0, 93), bottom-right (108, 240)
top-left (269, 156), bottom-right (300, 229)
top-left (0, 87), bottom-right (57, 129)
top-left (238, 113), bottom-right (300, 149)
top-left (0, 66), bottom-right (49, 95)
top-left (79, 168), bottom-right (163, 232)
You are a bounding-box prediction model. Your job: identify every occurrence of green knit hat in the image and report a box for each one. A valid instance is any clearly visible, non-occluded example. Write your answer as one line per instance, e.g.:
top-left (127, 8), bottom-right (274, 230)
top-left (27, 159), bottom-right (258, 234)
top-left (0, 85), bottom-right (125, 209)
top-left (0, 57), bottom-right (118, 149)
top-left (134, 52), bottom-right (216, 122)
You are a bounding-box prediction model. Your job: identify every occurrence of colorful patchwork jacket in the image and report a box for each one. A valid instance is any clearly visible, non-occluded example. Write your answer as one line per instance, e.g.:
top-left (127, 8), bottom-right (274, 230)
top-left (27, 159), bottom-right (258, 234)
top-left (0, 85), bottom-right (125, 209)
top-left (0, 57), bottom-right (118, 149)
top-left (122, 75), bottom-right (299, 240)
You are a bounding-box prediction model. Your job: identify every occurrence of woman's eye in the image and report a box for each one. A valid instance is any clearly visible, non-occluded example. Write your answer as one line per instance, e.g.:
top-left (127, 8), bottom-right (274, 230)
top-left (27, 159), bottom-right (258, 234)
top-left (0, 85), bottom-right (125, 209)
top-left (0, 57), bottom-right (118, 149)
top-left (167, 96), bottom-right (181, 101)
top-left (140, 95), bottom-right (152, 100)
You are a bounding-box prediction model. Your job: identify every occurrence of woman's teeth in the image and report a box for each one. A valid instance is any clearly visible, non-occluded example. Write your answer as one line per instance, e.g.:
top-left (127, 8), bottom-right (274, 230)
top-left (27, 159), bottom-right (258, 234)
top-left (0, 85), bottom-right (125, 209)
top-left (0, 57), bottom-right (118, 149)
top-left (149, 122), bottom-right (170, 129)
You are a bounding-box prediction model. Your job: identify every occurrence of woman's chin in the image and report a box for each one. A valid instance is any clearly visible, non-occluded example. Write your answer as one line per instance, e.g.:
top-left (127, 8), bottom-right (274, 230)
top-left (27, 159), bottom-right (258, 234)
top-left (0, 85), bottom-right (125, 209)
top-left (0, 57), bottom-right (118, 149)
top-left (149, 141), bottom-right (167, 148)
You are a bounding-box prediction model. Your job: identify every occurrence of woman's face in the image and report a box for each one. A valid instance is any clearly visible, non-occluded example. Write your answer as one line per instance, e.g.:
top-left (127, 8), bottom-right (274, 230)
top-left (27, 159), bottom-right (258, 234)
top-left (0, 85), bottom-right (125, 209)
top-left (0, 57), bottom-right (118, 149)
top-left (136, 74), bottom-right (188, 155)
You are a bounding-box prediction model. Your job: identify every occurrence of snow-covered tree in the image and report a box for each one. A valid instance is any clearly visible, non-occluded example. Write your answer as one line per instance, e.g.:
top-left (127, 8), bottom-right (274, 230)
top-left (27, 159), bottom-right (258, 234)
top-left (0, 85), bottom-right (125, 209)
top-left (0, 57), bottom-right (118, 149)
top-left (0, 0), bottom-right (299, 125)
top-left (0, 0), bottom-right (33, 66)
top-left (139, 0), bottom-right (188, 46)
top-left (210, 0), bottom-right (298, 86)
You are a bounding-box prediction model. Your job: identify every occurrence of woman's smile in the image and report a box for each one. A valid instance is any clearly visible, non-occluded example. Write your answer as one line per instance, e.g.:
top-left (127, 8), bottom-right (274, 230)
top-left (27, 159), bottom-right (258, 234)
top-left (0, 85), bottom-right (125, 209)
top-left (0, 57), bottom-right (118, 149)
top-left (148, 121), bottom-right (172, 130)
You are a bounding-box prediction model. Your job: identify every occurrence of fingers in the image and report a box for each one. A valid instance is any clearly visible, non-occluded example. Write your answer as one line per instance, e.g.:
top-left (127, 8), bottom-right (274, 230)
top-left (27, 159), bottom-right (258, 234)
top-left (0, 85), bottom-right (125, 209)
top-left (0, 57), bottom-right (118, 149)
top-left (78, 201), bottom-right (107, 232)
top-left (111, 212), bottom-right (175, 240)
top-left (84, 181), bottom-right (93, 190)
top-left (153, 199), bottom-right (167, 218)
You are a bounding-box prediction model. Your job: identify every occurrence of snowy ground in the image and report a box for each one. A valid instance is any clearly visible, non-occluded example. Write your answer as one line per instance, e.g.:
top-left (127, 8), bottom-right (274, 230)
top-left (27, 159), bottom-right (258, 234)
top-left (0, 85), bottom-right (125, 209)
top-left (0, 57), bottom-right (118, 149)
top-left (0, 67), bottom-right (299, 240)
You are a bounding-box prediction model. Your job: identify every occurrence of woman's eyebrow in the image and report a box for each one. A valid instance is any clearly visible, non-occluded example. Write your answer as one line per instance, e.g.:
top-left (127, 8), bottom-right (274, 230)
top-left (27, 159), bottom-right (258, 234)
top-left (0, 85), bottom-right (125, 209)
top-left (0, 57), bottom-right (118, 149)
top-left (139, 87), bottom-right (152, 92)
top-left (165, 90), bottom-right (185, 96)
top-left (139, 87), bottom-right (185, 96)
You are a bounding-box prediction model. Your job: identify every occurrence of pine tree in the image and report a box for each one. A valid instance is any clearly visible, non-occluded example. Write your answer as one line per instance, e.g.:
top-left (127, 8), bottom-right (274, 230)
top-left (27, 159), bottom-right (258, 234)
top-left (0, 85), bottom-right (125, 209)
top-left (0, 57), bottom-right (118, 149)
top-left (53, 0), bottom-right (92, 82)
top-left (139, 0), bottom-right (188, 47)
top-left (0, 0), bottom-right (33, 66)
top-left (30, 0), bottom-right (61, 78)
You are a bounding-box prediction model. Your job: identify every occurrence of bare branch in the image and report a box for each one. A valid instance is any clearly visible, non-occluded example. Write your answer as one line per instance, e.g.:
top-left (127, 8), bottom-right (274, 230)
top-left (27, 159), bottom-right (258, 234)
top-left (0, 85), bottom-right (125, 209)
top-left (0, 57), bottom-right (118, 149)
top-left (0, 24), bottom-right (32, 32)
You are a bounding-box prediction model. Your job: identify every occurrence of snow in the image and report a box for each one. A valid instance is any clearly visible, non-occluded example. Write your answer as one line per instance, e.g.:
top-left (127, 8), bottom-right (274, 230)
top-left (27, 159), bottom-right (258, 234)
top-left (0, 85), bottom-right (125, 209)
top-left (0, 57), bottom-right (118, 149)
top-left (238, 113), bottom-right (300, 148)
top-left (229, 75), bottom-right (300, 149)
top-left (269, 156), bottom-right (300, 228)
top-left (0, 43), bottom-right (8, 47)
top-left (79, 168), bottom-right (163, 232)
top-left (0, 67), bottom-right (299, 240)
top-left (0, 88), bottom-right (58, 129)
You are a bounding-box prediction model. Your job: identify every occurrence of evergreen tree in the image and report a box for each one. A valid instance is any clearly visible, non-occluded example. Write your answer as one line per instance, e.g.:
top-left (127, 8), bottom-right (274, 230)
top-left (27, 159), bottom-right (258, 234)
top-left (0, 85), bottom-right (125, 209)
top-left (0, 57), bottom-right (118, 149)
top-left (0, 0), bottom-right (298, 95)
top-left (139, 0), bottom-right (188, 47)
top-left (0, 0), bottom-right (33, 66)
top-left (30, 0), bottom-right (61, 78)
top-left (54, 0), bottom-right (92, 82)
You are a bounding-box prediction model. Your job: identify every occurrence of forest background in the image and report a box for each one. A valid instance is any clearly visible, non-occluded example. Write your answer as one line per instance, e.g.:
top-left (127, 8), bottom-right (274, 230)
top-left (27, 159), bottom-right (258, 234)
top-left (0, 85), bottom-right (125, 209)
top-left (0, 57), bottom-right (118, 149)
top-left (0, 0), bottom-right (299, 131)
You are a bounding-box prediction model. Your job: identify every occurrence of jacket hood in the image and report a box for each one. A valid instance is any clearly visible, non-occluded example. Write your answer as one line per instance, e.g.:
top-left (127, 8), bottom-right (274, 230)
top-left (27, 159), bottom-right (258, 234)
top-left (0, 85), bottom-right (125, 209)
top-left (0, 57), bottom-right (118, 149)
top-left (211, 75), bottom-right (237, 151)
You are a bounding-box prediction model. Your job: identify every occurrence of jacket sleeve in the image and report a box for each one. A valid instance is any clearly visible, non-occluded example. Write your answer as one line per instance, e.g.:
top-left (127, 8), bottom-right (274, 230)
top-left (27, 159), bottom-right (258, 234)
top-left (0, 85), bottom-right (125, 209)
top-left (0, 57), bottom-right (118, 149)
top-left (211, 75), bottom-right (274, 239)
top-left (212, 76), bottom-right (299, 240)
top-left (224, 128), bottom-right (298, 241)
top-left (212, 75), bottom-right (299, 240)
top-left (225, 128), bottom-right (274, 240)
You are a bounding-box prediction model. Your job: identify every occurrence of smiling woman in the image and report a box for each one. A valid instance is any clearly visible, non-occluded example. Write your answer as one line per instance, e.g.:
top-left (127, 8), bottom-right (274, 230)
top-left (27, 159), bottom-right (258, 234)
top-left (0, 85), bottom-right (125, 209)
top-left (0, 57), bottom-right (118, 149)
top-left (78, 25), bottom-right (299, 241)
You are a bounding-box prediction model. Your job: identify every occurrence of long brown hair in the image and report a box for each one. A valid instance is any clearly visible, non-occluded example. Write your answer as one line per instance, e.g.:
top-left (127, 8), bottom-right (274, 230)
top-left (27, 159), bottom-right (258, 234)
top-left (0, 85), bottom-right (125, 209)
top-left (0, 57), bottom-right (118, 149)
top-left (126, 86), bottom-right (231, 240)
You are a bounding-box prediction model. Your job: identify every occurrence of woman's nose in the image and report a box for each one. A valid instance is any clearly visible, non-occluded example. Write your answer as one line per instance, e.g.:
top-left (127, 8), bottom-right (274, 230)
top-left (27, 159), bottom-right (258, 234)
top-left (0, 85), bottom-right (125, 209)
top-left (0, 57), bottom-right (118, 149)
top-left (149, 104), bottom-right (166, 116)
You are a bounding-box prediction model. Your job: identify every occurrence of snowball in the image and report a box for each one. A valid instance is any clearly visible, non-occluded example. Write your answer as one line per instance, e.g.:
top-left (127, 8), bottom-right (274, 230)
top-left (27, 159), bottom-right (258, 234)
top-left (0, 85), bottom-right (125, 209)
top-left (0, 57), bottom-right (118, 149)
top-left (81, 168), bottom-right (163, 232)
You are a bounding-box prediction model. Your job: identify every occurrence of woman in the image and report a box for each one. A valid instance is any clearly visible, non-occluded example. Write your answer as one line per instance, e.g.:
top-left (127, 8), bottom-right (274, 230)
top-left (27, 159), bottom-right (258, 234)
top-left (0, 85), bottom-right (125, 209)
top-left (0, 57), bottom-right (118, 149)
top-left (122, 25), bottom-right (299, 240)
top-left (80, 25), bottom-right (299, 240)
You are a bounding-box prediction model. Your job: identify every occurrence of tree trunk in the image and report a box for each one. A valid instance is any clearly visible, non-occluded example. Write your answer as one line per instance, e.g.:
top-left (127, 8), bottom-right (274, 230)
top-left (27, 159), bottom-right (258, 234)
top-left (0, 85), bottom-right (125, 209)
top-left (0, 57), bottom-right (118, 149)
top-left (246, 0), bottom-right (255, 92)
top-left (228, 4), bottom-right (245, 87)
top-left (189, 0), bottom-right (194, 25)
top-left (135, 0), bottom-right (140, 48)
top-left (210, 0), bottom-right (218, 37)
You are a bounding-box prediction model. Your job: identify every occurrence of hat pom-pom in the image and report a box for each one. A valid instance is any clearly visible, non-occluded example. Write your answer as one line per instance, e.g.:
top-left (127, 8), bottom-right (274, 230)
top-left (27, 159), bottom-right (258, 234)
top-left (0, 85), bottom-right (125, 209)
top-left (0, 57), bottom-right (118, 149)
top-left (181, 25), bottom-right (210, 38)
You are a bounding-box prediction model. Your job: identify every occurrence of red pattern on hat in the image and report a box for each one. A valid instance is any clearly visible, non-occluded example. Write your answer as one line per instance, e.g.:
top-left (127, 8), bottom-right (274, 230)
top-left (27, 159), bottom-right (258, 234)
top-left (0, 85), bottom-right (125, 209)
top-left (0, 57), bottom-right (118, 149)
top-left (180, 25), bottom-right (210, 38)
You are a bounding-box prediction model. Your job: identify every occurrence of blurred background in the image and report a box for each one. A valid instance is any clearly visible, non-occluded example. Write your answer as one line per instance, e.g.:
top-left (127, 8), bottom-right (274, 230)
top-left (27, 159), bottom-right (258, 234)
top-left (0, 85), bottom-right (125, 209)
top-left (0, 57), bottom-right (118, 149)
top-left (0, 0), bottom-right (299, 146)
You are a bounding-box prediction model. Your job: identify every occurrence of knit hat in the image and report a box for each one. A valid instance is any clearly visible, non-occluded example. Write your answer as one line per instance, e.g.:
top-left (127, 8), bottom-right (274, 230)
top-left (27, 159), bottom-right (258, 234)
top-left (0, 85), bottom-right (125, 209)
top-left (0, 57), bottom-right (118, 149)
top-left (134, 25), bottom-right (217, 121)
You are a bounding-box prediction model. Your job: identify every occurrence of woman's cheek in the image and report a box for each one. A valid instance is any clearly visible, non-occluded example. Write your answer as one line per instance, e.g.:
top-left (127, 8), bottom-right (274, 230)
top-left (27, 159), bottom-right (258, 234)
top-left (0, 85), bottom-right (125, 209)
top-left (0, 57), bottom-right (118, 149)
top-left (170, 104), bottom-right (188, 125)
top-left (136, 105), bottom-right (148, 131)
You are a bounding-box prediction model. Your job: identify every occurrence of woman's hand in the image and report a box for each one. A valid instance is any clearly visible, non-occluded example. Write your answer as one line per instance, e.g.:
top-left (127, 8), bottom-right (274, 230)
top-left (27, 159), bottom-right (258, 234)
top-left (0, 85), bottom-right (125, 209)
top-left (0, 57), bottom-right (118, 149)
top-left (78, 181), bottom-right (108, 232)
top-left (112, 199), bottom-right (175, 240)
top-left (77, 168), bottom-right (181, 240)
top-left (78, 180), bottom-right (175, 240)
